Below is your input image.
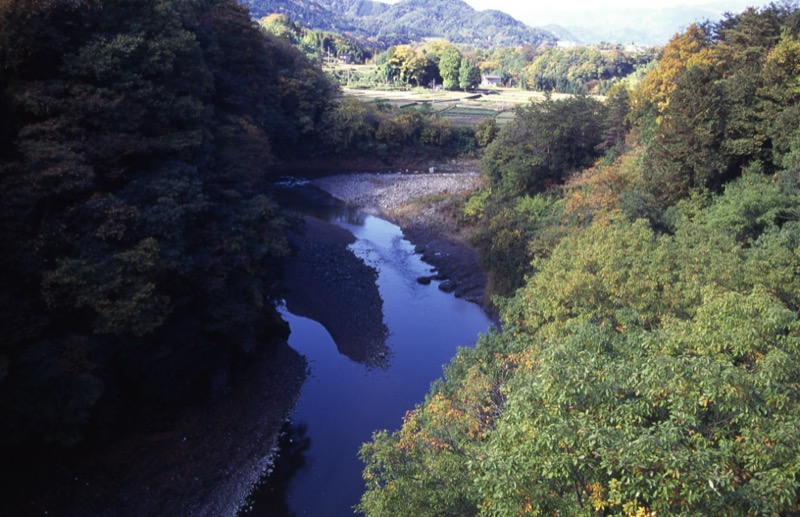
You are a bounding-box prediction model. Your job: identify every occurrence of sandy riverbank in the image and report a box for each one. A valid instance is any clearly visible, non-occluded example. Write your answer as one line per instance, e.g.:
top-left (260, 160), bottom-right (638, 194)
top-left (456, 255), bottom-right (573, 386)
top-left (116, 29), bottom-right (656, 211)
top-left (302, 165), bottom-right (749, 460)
top-left (313, 171), bottom-right (488, 306)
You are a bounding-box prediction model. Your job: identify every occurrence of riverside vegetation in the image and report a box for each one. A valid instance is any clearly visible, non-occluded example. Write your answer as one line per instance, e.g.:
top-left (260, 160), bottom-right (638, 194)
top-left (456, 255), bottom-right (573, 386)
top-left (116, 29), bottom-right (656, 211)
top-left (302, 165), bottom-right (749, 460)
top-left (2, 0), bottom-right (800, 515)
top-left (359, 3), bottom-right (800, 515)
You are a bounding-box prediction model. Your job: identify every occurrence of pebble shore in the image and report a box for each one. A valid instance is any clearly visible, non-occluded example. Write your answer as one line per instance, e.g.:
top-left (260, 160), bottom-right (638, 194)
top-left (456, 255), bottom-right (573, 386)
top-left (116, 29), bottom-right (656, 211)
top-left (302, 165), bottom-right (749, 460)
top-left (314, 171), bottom-right (483, 218)
top-left (313, 171), bottom-right (489, 306)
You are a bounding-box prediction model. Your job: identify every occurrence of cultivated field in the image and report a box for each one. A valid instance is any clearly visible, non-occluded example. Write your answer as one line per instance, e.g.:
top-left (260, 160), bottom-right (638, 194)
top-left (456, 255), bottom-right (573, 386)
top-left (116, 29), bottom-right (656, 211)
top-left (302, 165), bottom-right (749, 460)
top-left (342, 86), bottom-right (562, 126)
top-left (340, 77), bottom-right (601, 127)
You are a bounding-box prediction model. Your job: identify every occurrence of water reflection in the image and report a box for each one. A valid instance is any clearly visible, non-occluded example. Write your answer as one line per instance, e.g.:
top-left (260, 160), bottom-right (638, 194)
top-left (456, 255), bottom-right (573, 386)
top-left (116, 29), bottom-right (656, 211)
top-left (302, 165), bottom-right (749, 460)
top-left (333, 206), bottom-right (367, 227)
top-left (249, 180), bottom-right (491, 516)
top-left (273, 181), bottom-right (365, 227)
top-left (276, 181), bottom-right (390, 368)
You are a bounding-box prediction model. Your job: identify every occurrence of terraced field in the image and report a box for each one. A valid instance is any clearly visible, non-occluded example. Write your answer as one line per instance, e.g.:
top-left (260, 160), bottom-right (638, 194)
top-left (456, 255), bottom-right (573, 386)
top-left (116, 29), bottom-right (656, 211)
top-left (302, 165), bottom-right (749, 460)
top-left (342, 86), bottom-right (591, 127)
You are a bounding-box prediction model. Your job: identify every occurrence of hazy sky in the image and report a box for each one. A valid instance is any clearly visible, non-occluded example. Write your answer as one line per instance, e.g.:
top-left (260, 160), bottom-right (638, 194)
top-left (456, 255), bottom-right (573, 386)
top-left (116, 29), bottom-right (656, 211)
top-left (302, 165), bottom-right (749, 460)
top-left (382, 0), bottom-right (773, 27)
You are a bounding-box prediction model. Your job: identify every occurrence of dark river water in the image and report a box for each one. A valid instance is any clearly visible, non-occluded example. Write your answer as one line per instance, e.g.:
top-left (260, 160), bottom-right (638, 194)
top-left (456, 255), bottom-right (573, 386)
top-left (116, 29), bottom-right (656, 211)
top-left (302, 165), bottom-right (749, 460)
top-left (242, 184), bottom-right (491, 516)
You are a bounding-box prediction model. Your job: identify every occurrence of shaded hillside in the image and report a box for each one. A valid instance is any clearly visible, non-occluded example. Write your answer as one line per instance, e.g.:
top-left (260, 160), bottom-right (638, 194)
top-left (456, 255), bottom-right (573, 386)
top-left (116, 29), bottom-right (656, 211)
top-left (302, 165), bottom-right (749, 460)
top-left (239, 0), bottom-right (348, 30)
top-left (0, 0), bottom-right (335, 451)
top-left (241, 0), bottom-right (557, 47)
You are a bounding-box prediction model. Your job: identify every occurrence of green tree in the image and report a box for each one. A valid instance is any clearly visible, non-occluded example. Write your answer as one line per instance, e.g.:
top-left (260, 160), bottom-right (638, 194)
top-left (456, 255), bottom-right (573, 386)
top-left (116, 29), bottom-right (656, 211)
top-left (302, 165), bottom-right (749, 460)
top-left (386, 44), bottom-right (434, 87)
top-left (483, 95), bottom-right (606, 199)
top-left (439, 45), bottom-right (462, 90)
top-left (458, 57), bottom-right (481, 91)
top-left (642, 64), bottom-right (727, 205)
top-left (602, 82), bottom-right (631, 151)
top-left (361, 174), bottom-right (800, 514)
top-left (0, 0), bottom-right (325, 448)
top-left (322, 96), bottom-right (379, 153)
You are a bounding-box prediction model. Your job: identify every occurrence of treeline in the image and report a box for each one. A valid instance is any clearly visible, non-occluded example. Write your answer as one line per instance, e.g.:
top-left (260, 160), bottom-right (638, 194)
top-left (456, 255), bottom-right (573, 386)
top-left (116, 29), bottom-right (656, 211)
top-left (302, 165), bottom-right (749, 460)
top-left (361, 42), bottom-right (654, 95)
top-left (259, 12), bottom-right (375, 64)
top-left (374, 41), bottom-right (481, 90)
top-left (359, 3), bottom-right (800, 515)
top-left (0, 0), bottom-right (336, 448)
top-left (523, 46), bottom-right (656, 95)
top-left (323, 98), bottom-right (487, 156)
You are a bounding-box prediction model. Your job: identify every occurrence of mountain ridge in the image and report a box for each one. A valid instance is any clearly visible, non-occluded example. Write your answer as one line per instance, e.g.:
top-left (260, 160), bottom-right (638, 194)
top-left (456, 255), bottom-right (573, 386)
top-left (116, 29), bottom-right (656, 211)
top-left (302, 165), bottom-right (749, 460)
top-left (240, 0), bottom-right (557, 47)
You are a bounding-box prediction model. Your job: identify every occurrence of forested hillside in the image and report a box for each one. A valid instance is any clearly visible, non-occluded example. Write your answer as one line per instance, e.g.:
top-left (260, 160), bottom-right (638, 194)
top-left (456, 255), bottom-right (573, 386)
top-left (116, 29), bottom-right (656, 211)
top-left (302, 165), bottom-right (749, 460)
top-left (359, 3), bottom-right (800, 515)
top-left (0, 0), bottom-right (335, 449)
top-left (242, 0), bottom-right (556, 47)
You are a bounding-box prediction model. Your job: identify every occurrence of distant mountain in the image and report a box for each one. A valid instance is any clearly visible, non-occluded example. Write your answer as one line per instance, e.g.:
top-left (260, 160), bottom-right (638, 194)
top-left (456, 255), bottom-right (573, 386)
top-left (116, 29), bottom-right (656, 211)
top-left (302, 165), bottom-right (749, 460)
top-left (542, 24), bottom-right (583, 45)
top-left (549, 24), bottom-right (654, 47)
top-left (328, 0), bottom-right (390, 18)
top-left (240, 0), bottom-right (557, 47)
top-left (534, 4), bottom-right (745, 46)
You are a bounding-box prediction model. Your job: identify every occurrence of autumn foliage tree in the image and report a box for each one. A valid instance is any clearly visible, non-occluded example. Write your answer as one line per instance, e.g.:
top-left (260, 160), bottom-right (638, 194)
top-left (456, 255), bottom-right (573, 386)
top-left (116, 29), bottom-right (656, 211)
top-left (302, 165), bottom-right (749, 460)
top-left (361, 172), bottom-right (800, 516)
top-left (471, 94), bottom-right (605, 294)
top-left (361, 4), bottom-right (800, 516)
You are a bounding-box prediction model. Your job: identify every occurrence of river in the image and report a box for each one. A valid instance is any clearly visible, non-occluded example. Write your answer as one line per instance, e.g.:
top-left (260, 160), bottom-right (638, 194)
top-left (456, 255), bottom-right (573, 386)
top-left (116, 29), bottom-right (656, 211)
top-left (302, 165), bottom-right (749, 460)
top-left (241, 183), bottom-right (491, 516)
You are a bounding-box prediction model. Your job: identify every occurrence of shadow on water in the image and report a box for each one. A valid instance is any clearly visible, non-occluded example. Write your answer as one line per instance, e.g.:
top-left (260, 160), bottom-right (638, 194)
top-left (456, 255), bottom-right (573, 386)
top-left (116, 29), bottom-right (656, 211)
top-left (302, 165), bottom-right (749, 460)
top-left (276, 181), bottom-right (390, 369)
top-left (239, 423), bottom-right (311, 517)
top-left (248, 177), bottom-right (491, 516)
top-left (274, 178), bottom-right (366, 227)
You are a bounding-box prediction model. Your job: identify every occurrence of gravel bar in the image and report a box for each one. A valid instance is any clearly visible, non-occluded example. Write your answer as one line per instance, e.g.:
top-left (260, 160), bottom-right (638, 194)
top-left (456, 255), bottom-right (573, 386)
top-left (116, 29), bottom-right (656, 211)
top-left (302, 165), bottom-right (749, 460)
top-left (313, 172), bottom-right (483, 218)
top-left (313, 171), bottom-right (489, 308)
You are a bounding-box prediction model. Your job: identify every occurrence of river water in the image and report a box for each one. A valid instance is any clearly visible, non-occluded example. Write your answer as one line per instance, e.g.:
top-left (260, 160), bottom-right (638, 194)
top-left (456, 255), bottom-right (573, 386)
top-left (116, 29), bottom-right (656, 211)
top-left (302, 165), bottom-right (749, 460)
top-left (242, 184), bottom-right (491, 516)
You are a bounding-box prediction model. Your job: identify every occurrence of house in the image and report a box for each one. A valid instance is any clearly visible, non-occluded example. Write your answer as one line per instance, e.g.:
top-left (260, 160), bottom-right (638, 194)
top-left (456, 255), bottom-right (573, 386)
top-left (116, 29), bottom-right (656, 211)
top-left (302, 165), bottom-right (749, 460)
top-left (481, 74), bottom-right (501, 87)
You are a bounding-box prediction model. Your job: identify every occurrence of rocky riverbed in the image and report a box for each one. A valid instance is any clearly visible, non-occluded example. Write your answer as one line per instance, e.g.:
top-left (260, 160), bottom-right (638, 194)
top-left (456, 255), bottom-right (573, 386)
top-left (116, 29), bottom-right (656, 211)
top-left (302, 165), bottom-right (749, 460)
top-left (313, 171), bottom-right (488, 306)
top-left (282, 215), bottom-right (389, 368)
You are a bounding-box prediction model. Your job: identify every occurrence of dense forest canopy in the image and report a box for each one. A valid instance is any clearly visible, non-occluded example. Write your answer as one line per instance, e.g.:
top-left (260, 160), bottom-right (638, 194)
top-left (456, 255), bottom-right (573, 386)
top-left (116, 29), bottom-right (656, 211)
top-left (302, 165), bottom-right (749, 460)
top-left (521, 46), bottom-right (657, 95)
top-left (359, 3), bottom-right (800, 515)
top-left (0, 0), bottom-right (336, 448)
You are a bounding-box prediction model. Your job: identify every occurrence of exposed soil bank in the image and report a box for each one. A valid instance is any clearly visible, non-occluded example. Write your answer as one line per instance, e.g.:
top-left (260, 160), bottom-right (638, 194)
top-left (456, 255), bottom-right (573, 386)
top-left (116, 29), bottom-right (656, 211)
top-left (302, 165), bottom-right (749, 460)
top-left (313, 171), bottom-right (489, 307)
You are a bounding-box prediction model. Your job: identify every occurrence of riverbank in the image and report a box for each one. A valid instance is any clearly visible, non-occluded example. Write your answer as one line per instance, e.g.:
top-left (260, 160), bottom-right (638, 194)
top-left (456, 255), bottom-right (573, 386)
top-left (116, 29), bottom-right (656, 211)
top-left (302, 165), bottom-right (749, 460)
top-left (313, 169), bottom-right (488, 307)
top-left (4, 341), bottom-right (306, 516)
